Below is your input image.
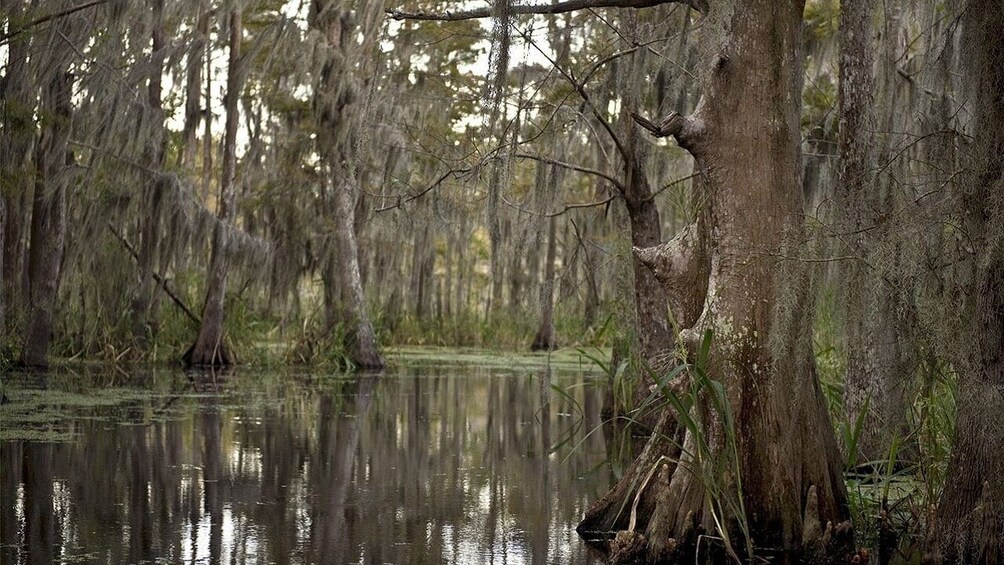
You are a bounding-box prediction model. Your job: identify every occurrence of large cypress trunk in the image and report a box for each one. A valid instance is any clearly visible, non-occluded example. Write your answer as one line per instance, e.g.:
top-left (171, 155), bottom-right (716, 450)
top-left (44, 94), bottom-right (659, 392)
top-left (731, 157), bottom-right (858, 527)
top-left (22, 72), bottom-right (73, 367)
top-left (931, 3), bottom-right (1004, 562)
top-left (580, 1), bottom-right (852, 560)
top-left (311, 0), bottom-right (384, 370)
top-left (185, 8), bottom-right (242, 368)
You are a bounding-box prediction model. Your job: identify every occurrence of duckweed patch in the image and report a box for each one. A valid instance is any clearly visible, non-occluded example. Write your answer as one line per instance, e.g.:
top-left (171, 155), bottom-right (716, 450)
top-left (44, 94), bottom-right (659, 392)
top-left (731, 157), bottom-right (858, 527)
top-left (0, 349), bottom-right (603, 443)
top-left (388, 346), bottom-right (605, 373)
top-left (0, 383), bottom-right (187, 442)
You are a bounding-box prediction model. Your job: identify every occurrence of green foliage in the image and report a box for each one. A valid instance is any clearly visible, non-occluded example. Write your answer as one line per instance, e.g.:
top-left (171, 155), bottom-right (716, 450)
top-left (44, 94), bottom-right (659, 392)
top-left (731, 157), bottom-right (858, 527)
top-left (648, 330), bottom-right (752, 562)
top-left (804, 0), bottom-right (840, 43)
top-left (813, 287), bottom-right (958, 557)
top-left (579, 346), bottom-right (635, 416)
top-left (380, 306), bottom-right (613, 351)
top-left (565, 330), bottom-right (754, 561)
top-left (284, 319), bottom-right (356, 370)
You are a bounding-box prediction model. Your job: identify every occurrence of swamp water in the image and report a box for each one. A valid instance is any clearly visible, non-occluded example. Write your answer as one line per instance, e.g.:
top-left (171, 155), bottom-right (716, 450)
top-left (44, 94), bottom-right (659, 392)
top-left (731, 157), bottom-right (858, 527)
top-left (0, 349), bottom-right (621, 564)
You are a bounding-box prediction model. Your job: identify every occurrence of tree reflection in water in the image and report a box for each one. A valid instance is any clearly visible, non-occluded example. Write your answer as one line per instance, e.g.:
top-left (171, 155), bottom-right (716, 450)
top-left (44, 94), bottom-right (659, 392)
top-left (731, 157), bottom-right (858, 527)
top-left (0, 364), bottom-right (619, 563)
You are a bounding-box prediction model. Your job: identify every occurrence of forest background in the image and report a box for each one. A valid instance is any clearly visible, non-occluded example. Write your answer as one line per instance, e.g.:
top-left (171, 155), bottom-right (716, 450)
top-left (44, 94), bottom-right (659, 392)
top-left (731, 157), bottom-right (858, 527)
top-left (2, 0), bottom-right (1003, 562)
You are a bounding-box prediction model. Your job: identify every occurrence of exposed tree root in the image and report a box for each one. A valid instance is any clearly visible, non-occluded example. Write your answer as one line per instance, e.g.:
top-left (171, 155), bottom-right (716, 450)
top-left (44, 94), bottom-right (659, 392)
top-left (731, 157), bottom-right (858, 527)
top-left (577, 409), bottom-right (683, 544)
top-left (530, 331), bottom-right (557, 352)
top-left (183, 340), bottom-right (233, 368)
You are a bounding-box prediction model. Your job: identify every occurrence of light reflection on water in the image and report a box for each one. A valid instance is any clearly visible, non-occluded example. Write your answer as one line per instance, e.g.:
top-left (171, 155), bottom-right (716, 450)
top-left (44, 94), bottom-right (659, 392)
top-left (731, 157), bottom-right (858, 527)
top-left (1, 364), bottom-right (615, 564)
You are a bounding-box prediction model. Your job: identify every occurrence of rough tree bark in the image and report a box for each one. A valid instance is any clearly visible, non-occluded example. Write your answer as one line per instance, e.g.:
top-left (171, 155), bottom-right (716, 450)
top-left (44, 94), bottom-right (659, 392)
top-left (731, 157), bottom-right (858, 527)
top-left (585, 1), bottom-right (853, 561)
top-left (619, 95), bottom-right (678, 368)
top-left (311, 0), bottom-right (384, 370)
top-left (21, 71), bottom-right (73, 367)
top-left (837, 0), bottom-right (916, 466)
top-left (185, 7), bottom-right (243, 368)
top-left (930, 3), bottom-right (1004, 562)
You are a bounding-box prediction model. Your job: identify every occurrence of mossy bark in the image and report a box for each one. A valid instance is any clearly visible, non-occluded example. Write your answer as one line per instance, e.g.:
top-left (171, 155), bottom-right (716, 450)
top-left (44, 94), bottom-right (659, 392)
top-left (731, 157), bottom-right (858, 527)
top-left (930, 3), bottom-right (1004, 562)
top-left (22, 72), bottom-right (73, 367)
top-left (836, 0), bottom-right (918, 466)
top-left (580, 1), bottom-right (853, 561)
top-left (311, 0), bottom-right (384, 370)
top-left (186, 8), bottom-right (242, 369)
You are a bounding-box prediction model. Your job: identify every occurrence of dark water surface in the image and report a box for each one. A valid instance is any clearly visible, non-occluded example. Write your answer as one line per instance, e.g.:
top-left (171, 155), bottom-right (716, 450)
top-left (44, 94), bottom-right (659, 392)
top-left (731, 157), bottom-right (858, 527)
top-left (1, 357), bottom-right (617, 564)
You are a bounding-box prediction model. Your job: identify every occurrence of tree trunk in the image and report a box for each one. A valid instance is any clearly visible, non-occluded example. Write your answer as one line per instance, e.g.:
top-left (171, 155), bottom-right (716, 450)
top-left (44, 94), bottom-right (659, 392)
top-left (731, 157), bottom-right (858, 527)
top-left (177, 3), bottom-right (209, 170)
top-left (0, 197), bottom-right (6, 332)
top-left (531, 213), bottom-right (559, 351)
top-left (322, 250), bottom-right (342, 330)
top-left (931, 3), bottom-right (1004, 562)
top-left (202, 27), bottom-right (214, 203)
top-left (443, 230), bottom-right (454, 318)
top-left (580, 1), bottom-right (853, 560)
top-left (22, 71), bottom-right (73, 367)
top-left (509, 235), bottom-right (525, 318)
top-left (1, 0), bottom-right (35, 338)
top-left (311, 0), bottom-right (384, 370)
top-left (614, 21), bottom-right (709, 417)
top-left (333, 178), bottom-right (384, 369)
top-left (410, 225), bottom-right (430, 319)
top-left (456, 215), bottom-right (468, 315)
top-left (837, 0), bottom-right (917, 466)
top-left (131, 0), bottom-right (168, 346)
top-left (575, 218), bottom-right (601, 327)
top-left (185, 8), bottom-right (242, 368)
top-left (621, 43), bottom-right (682, 367)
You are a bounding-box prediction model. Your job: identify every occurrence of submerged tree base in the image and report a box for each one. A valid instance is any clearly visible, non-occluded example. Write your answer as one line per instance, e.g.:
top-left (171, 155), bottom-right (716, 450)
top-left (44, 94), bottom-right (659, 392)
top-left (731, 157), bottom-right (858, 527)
top-left (530, 331), bottom-right (557, 352)
top-left (183, 340), bottom-right (234, 368)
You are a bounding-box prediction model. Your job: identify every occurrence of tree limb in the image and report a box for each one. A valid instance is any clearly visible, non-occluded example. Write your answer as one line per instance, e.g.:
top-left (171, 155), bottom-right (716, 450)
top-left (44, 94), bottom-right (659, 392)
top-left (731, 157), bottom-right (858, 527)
top-left (374, 167), bottom-right (470, 212)
top-left (106, 223), bottom-right (201, 327)
top-left (550, 194), bottom-right (618, 217)
top-left (387, 0), bottom-right (705, 21)
top-left (515, 27), bottom-right (633, 166)
top-left (0, 0), bottom-right (109, 45)
top-left (631, 110), bottom-right (704, 154)
top-left (514, 152), bottom-right (624, 190)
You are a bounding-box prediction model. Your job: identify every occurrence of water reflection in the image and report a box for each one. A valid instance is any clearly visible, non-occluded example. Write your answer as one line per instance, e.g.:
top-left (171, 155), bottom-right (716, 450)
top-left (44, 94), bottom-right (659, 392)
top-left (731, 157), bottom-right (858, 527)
top-left (1, 365), bottom-right (613, 564)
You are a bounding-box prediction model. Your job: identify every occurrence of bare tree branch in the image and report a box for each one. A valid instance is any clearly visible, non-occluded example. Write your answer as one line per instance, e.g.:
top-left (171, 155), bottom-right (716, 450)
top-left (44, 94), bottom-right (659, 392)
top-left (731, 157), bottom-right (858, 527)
top-left (1, 1), bottom-right (109, 45)
top-left (502, 193), bottom-right (619, 218)
top-left (514, 152), bottom-right (624, 190)
top-left (549, 194), bottom-right (618, 217)
top-left (387, 0), bottom-right (705, 21)
top-left (517, 28), bottom-right (632, 165)
top-left (374, 168), bottom-right (471, 212)
top-left (106, 223), bottom-right (201, 327)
